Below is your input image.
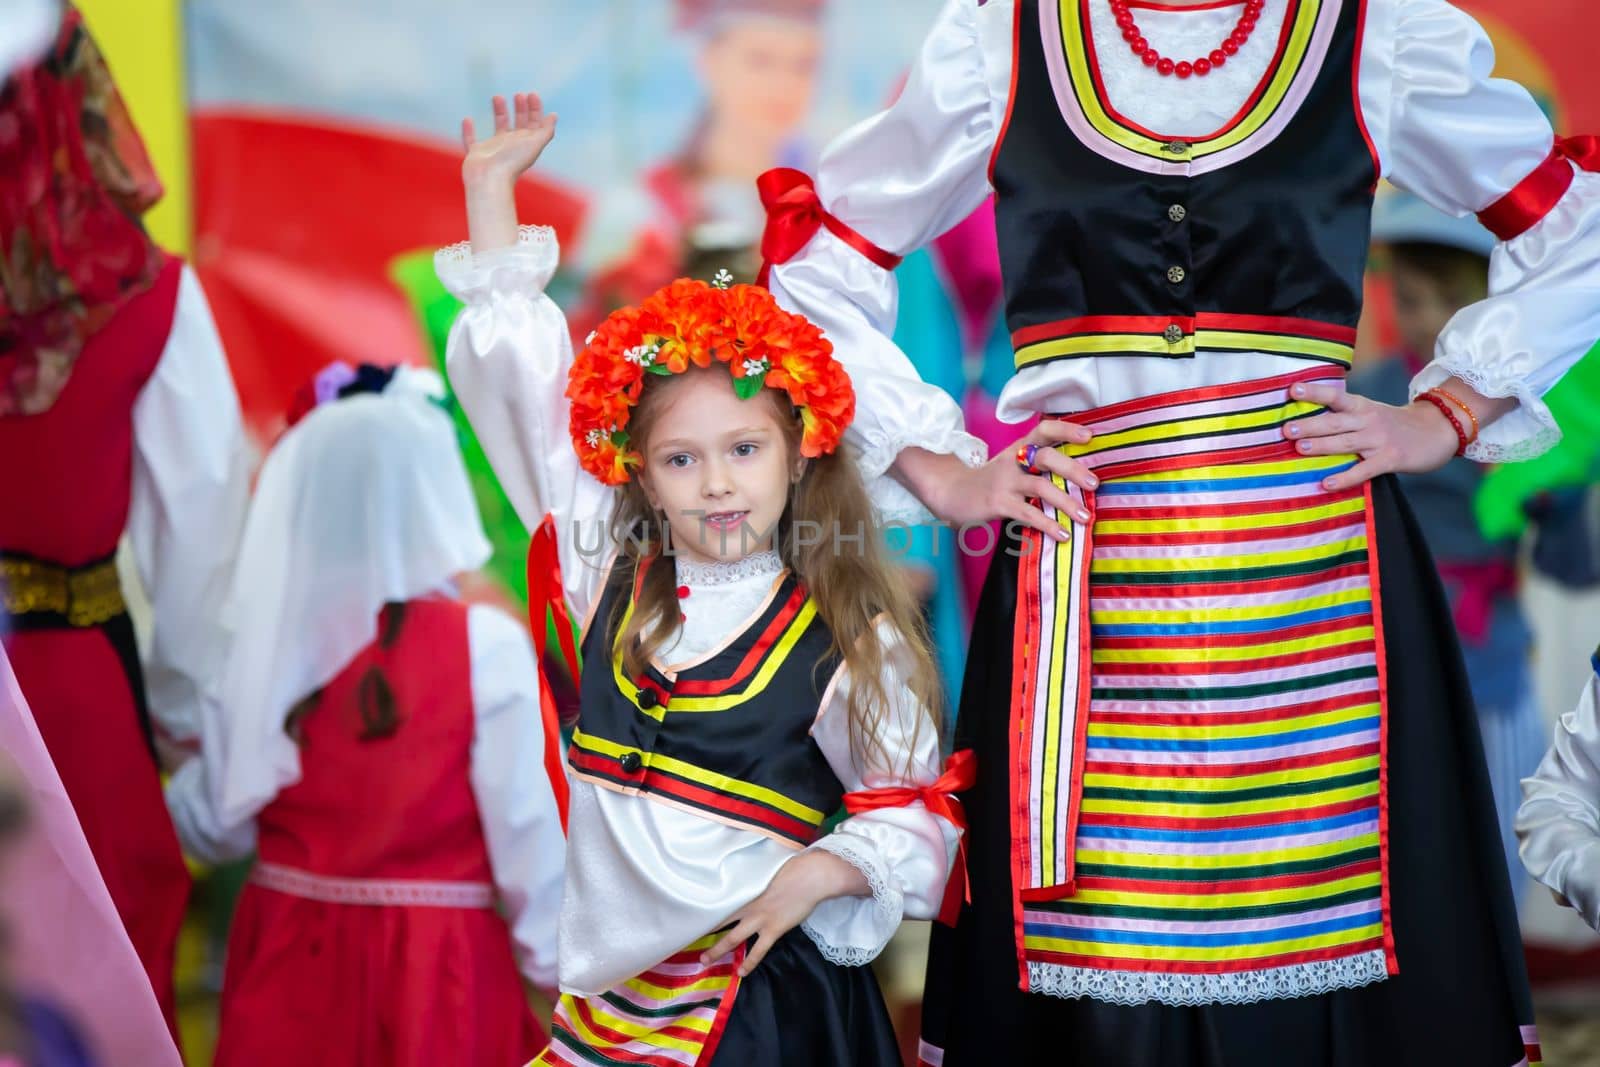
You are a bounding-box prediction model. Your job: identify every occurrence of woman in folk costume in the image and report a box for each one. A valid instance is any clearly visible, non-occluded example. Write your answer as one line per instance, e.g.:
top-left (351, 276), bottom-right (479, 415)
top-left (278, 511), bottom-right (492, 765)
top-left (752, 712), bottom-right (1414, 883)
top-left (163, 365), bottom-right (565, 1066)
top-left (0, 7), bottom-right (249, 1030)
top-left (440, 94), bottom-right (970, 1066)
top-left (755, 0), bottom-right (1600, 1063)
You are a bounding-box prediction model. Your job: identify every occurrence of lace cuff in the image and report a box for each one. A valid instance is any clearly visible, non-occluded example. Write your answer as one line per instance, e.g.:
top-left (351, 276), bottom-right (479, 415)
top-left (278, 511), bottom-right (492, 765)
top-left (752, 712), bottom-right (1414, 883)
top-left (1409, 358), bottom-right (1562, 463)
top-left (434, 225), bottom-right (560, 303)
top-left (799, 831), bottom-right (904, 967)
top-left (851, 422), bottom-right (989, 527)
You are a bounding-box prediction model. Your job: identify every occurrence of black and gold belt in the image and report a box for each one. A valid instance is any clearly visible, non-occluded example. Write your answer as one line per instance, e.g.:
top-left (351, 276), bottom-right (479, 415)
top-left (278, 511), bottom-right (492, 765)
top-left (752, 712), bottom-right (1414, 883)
top-left (0, 551), bottom-right (127, 629)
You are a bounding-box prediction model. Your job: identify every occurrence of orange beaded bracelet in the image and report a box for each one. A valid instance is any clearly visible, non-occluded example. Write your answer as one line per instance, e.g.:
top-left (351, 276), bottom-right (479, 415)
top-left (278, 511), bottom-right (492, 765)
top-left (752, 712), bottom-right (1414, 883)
top-left (1428, 386), bottom-right (1480, 444)
top-left (1417, 391), bottom-right (1471, 457)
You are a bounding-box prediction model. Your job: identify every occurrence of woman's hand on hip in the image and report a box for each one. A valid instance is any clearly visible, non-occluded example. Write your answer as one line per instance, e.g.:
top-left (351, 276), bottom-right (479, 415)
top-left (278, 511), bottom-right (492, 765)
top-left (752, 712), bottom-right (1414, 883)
top-left (915, 420), bottom-right (1099, 543)
top-left (1283, 380), bottom-right (1460, 492)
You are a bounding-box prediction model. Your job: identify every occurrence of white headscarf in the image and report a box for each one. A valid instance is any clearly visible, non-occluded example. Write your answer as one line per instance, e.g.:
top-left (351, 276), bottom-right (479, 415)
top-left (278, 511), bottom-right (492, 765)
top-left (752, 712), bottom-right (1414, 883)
top-left (203, 367), bottom-right (491, 833)
top-left (0, 0), bottom-right (57, 80)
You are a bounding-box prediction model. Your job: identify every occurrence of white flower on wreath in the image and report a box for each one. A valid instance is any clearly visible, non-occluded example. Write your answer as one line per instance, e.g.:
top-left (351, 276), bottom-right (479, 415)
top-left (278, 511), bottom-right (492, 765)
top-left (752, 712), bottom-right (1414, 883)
top-left (584, 429), bottom-right (603, 447)
top-left (711, 269), bottom-right (734, 290)
top-left (742, 357), bottom-right (769, 378)
top-left (624, 343), bottom-right (658, 366)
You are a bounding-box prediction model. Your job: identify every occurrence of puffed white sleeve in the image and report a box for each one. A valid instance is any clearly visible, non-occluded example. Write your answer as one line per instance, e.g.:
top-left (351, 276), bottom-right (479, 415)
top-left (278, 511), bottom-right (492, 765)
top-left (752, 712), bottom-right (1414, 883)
top-left (128, 262), bottom-right (251, 753)
top-left (437, 225), bottom-right (617, 624)
top-left (799, 621), bottom-right (962, 966)
top-left (468, 604), bottom-right (566, 989)
top-left (1363, 0), bottom-right (1600, 462)
top-left (766, 0), bottom-right (1004, 521)
top-left (1516, 654), bottom-right (1600, 932)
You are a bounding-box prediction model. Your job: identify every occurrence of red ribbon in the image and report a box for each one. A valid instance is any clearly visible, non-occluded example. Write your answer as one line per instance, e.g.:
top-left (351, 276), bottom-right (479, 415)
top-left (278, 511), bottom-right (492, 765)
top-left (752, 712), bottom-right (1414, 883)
top-left (1477, 135), bottom-right (1600, 242)
top-left (842, 748), bottom-right (977, 927)
top-left (527, 515), bottom-right (577, 831)
top-left (755, 167), bottom-right (903, 289)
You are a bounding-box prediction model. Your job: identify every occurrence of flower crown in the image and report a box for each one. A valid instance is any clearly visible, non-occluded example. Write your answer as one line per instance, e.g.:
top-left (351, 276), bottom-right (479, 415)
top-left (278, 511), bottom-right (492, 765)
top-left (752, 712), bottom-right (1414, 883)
top-left (567, 272), bottom-right (855, 485)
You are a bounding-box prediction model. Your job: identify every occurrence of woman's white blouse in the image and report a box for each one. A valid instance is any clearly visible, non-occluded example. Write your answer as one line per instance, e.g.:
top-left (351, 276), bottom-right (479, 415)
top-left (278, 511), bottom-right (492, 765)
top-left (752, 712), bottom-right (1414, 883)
top-left (438, 236), bottom-right (961, 996)
top-left (768, 0), bottom-right (1600, 465)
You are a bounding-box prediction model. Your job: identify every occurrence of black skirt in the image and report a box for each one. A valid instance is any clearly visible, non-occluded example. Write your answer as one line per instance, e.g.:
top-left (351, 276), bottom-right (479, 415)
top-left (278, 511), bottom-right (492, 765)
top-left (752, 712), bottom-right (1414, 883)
top-left (920, 476), bottom-right (1537, 1067)
top-left (712, 929), bottom-right (902, 1066)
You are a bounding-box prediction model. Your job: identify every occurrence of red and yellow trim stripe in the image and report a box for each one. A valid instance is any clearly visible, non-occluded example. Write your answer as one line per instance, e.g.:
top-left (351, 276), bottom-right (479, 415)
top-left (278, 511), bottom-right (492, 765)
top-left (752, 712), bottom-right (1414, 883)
top-left (1013, 313), bottom-right (1356, 370)
top-left (609, 579), bottom-right (822, 715)
top-left (569, 729), bottom-right (829, 845)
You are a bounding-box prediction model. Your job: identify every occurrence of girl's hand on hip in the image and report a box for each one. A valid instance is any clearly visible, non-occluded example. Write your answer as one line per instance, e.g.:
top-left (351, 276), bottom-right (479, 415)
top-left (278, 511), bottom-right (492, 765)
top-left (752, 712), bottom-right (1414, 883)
top-left (921, 420), bottom-right (1099, 543)
top-left (700, 850), bottom-right (869, 977)
top-left (1283, 380), bottom-right (1459, 492)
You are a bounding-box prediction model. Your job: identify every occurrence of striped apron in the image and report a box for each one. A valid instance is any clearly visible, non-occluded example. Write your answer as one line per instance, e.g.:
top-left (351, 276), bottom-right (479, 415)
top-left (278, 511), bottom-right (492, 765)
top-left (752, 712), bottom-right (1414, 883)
top-left (1011, 367), bottom-right (1396, 1004)
top-left (534, 934), bottom-right (743, 1067)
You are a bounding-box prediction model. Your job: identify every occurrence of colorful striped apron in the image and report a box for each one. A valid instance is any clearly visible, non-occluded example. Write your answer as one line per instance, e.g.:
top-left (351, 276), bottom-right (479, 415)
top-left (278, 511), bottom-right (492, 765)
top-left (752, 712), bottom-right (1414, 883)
top-left (534, 934), bottom-right (743, 1067)
top-left (1011, 367), bottom-right (1396, 1004)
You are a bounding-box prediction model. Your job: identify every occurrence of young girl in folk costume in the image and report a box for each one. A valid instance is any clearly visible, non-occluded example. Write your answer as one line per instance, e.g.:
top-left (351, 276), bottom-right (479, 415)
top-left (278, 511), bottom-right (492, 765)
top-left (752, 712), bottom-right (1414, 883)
top-left (164, 366), bottom-right (565, 1066)
top-left (441, 94), bottom-right (970, 1066)
top-left (0, 8), bottom-right (248, 1032)
top-left (757, 0), bottom-right (1600, 1064)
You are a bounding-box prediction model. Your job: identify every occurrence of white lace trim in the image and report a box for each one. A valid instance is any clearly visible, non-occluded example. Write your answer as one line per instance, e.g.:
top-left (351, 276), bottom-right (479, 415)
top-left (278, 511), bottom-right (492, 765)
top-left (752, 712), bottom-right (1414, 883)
top-left (1027, 948), bottom-right (1391, 1006)
top-left (433, 224), bottom-right (559, 300)
top-left (800, 832), bottom-right (903, 968)
top-left (1410, 358), bottom-right (1562, 464)
top-left (674, 550), bottom-right (784, 588)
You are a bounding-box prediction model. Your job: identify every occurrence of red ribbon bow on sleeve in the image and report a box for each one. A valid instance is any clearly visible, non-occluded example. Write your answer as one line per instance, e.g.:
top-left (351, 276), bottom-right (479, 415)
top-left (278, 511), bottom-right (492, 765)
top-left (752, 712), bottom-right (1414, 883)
top-left (755, 167), bottom-right (903, 289)
top-left (1477, 134), bottom-right (1600, 241)
top-left (842, 748), bottom-right (978, 927)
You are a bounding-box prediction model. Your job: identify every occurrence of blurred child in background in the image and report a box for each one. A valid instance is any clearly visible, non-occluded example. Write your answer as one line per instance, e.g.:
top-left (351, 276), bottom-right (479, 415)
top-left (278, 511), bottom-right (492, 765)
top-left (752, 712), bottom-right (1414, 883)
top-left (1350, 190), bottom-right (1545, 906)
top-left (165, 365), bottom-right (565, 1066)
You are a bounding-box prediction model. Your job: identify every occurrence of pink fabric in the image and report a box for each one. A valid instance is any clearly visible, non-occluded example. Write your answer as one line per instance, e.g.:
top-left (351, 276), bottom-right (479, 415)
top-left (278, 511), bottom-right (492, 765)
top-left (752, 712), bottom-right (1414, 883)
top-left (929, 197), bottom-right (1004, 352)
top-left (956, 387), bottom-right (1036, 613)
top-left (0, 648), bottom-right (182, 1067)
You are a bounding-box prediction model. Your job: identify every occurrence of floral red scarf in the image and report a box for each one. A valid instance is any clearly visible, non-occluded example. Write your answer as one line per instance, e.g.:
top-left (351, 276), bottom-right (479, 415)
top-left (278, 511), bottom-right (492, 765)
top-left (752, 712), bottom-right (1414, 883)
top-left (0, 7), bottom-right (163, 416)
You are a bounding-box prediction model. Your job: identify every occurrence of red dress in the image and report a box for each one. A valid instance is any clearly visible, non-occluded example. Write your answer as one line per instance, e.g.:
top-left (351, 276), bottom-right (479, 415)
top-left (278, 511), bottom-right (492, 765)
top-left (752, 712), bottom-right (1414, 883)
top-left (0, 255), bottom-right (190, 1030)
top-left (214, 597), bottom-right (547, 1067)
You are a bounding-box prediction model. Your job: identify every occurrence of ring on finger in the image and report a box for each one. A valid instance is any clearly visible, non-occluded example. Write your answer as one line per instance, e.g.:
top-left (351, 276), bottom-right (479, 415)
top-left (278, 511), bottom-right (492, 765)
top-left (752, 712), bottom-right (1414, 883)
top-left (1015, 443), bottom-right (1041, 474)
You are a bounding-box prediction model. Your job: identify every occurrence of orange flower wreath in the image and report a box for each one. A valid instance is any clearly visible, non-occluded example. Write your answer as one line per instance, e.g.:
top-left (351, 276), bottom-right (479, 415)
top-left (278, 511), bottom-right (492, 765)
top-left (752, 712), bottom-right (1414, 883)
top-left (567, 272), bottom-right (855, 486)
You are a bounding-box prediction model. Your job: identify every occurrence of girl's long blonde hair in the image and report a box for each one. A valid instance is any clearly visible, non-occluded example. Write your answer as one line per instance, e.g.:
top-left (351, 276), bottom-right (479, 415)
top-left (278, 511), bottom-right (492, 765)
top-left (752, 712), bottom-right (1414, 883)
top-left (606, 370), bottom-right (944, 774)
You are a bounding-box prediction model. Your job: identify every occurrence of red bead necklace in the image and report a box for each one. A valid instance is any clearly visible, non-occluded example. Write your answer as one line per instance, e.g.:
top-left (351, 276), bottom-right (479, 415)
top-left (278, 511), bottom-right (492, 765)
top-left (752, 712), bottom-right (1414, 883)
top-left (1112, 0), bottom-right (1263, 79)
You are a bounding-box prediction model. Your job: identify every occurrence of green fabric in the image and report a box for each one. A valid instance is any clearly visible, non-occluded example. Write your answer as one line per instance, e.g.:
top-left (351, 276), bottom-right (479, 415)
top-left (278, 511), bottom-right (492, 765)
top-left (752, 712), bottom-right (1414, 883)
top-left (1474, 340), bottom-right (1600, 541)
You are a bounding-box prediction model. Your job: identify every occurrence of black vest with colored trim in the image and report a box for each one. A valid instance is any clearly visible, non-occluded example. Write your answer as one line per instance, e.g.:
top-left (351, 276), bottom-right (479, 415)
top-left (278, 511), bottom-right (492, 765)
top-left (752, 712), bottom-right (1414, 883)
top-left (572, 562), bottom-right (846, 846)
top-left (992, 0), bottom-right (1377, 371)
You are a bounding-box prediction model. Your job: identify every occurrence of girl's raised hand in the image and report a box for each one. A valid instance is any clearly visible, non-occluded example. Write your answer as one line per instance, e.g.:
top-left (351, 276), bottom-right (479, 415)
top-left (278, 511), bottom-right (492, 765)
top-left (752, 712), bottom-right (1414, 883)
top-left (461, 92), bottom-right (557, 186)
